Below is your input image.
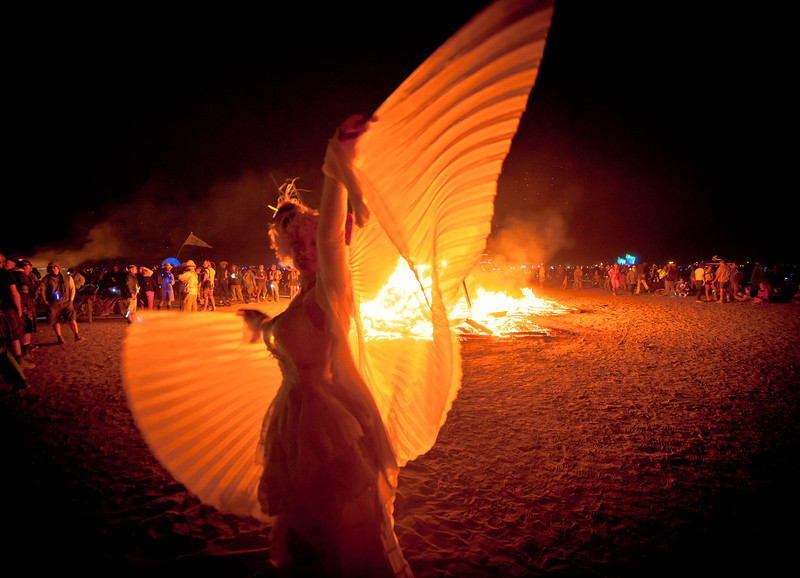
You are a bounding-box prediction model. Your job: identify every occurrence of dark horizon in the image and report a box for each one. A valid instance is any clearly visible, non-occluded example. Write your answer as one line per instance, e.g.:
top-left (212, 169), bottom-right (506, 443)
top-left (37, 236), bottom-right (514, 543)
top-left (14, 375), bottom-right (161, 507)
top-left (6, 2), bottom-right (794, 268)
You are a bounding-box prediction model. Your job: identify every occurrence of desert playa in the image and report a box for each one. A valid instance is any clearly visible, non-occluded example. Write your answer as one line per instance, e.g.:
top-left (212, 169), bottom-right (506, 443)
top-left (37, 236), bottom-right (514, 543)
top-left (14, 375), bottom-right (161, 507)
top-left (3, 287), bottom-right (798, 577)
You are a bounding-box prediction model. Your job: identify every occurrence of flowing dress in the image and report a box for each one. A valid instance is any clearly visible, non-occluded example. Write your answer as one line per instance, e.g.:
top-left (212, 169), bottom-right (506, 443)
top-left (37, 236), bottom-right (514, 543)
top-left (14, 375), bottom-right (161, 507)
top-left (257, 277), bottom-right (410, 575)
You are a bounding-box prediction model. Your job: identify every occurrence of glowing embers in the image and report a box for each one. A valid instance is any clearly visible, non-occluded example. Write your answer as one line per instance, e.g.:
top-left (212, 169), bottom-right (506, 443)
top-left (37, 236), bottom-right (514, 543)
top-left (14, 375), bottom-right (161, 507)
top-left (454, 287), bottom-right (569, 337)
top-left (358, 259), bottom-right (570, 340)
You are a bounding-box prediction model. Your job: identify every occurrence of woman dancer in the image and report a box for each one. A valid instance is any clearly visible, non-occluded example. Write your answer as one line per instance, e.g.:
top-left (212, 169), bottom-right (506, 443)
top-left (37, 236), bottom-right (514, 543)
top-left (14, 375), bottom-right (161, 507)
top-left (239, 115), bottom-right (412, 576)
top-left (122, 3), bottom-right (554, 574)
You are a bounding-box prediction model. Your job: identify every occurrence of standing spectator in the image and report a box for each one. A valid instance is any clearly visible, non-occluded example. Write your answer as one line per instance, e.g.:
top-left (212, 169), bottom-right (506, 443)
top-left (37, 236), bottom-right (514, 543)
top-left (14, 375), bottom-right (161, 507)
top-left (557, 264), bottom-right (567, 289)
top-left (713, 260), bottom-right (732, 303)
top-left (215, 261), bottom-right (232, 307)
top-left (140, 267), bottom-right (158, 311)
top-left (101, 264), bottom-right (124, 297)
top-left (268, 264), bottom-right (282, 301)
top-left (625, 265), bottom-right (637, 295)
top-left (179, 260), bottom-right (200, 312)
top-left (42, 262), bottom-right (84, 343)
top-left (13, 259), bottom-right (40, 356)
top-left (729, 263), bottom-right (743, 300)
top-left (537, 263), bottom-right (546, 288)
top-left (242, 266), bottom-right (256, 304)
top-left (635, 264), bottom-right (650, 294)
top-left (1, 253), bottom-right (33, 371)
top-left (573, 265), bottom-right (583, 290)
top-left (286, 266), bottom-right (300, 300)
top-left (649, 263), bottom-right (661, 290)
top-left (68, 268), bottom-right (85, 291)
top-left (200, 260), bottom-right (216, 311)
top-left (157, 263), bottom-right (175, 310)
top-left (664, 263), bottom-right (678, 296)
top-left (703, 264), bottom-right (715, 300)
top-left (694, 263), bottom-right (706, 301)
top-left (254, 265), bottom-right (268, 302)
top-left (121, 265), bottom-right (140, 322)
top-left (609, 263), bottom-right (622, 296)
top-left (227, 264), bottom-right (244, 304)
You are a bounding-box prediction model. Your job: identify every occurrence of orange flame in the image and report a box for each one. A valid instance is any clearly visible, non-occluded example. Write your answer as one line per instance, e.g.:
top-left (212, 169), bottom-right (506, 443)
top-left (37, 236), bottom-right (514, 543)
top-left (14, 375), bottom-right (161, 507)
top-left (358, 259), bottom-right (568, 340)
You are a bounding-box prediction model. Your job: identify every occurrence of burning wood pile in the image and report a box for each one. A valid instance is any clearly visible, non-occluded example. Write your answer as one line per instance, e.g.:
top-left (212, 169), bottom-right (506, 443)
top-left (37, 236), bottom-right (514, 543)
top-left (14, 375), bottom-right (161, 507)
top-left (358, 260), bottom-right (571, 340)
top-left (454, 285), bottom-right (571, 337)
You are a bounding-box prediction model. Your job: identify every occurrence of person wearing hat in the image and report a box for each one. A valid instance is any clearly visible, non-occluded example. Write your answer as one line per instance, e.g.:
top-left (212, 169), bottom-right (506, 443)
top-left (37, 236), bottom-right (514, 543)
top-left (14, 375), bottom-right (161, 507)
top-left (179, 260), bottom-right (199, 312)
top-left (157, 262), bottom-right (175, 310)
top-left (121, 265), bottom-right (140, 322)
top-left (42, 262), bottom-right (83, 343)
top-left (139, 267), bottom-right (158, 311)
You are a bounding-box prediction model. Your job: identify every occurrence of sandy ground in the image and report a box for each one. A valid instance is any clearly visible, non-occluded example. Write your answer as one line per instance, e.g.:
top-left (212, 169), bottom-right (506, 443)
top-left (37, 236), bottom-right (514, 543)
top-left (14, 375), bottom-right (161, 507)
top-left (2, 288), bottom-right (799, 577)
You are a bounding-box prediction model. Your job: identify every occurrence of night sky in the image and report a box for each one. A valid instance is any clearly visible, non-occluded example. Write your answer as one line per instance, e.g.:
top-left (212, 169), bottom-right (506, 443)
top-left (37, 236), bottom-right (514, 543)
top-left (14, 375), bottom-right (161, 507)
top-left (7, 1), bottom-right (794, 268)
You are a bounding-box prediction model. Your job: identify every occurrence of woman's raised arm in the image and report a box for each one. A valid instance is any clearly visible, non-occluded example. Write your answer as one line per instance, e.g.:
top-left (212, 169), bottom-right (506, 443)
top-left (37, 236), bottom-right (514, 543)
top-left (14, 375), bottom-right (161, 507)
top-left (317, 114), bottom-right (373, 299)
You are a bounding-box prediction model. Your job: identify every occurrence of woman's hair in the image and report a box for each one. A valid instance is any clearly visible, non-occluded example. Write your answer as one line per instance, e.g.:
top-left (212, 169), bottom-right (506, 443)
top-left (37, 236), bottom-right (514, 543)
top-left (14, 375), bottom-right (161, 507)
top-left (269, 201), bottom-right (319, 265)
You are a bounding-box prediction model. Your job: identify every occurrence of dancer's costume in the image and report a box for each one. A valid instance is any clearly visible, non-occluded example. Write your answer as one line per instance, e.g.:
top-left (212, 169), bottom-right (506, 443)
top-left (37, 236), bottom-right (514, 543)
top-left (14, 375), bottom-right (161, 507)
top-left (122, 1), bottom-right (553, 575)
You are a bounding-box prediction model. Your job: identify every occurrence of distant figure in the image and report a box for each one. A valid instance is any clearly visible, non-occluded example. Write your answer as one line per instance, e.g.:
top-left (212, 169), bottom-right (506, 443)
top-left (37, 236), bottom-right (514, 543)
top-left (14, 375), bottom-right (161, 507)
top-left (729, 263), bottom-right (742, 300)
top-left (254, 265), bottom-right (268, 302)
top-left (664, 263), bottom-right (678, 296)
top-left (42, 262), bottom-right (83, 344)
top-left (268, 264), bottom-right (282, 301)
top-left (609, 264), bottom-right (621, 295)
top-left (750, 262), bottom-right (764, 297)
top-left (140, 267), bottom-right (158, 311)
top-left (626, 266), bottom-right (636, 295)
top-left (121, 265), bottom-right (140, 322)
top-left (694, 263), bottom-right (706, 301)
top-left (179, 261), bottom-right (199, 312)
top-left (13, 259), bottom-right (40, 357)
top-left (635, 264), bottom-right (650, 294)
top-left (713, 260), bottom-right (731, 303)
top-left (286, 266), bottom-right (300, 299)
top-left (753, 282), bottom-right (770, 304)
top-left (242, 266), bottom-right (256, 304)
top-left (0, 253), bottom-right (32, 374)
top-left (227, 264), bottom-right (244, 304)
top-left (200, 260), bottom-right (216, 311)
top-left (157, 263), bottom-right (175, 310)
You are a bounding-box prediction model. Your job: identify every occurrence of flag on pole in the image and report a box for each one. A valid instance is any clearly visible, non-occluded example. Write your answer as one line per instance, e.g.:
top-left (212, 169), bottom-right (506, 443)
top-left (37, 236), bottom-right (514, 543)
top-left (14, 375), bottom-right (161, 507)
top-left (182, 233), bottom-right (213, 248)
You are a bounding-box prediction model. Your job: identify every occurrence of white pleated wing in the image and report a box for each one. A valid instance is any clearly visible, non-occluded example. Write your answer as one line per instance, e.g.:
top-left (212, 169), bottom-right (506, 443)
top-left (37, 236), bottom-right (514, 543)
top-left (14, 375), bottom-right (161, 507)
top-left (348, 0), bottom-right (554, 465)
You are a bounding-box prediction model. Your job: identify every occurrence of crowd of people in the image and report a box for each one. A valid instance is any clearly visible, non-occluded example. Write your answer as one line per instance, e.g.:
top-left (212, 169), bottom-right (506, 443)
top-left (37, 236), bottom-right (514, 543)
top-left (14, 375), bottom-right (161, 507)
top-left (1, 252), bottom-right (88, 392)
top-left (0, 254), bottom-right (304, 387)
top-left (60, 259), bottom-right (302, 318)
top-left (528, 260), bottom-right (800, 304)
top-left (2, 248), bottom-right (799, 393)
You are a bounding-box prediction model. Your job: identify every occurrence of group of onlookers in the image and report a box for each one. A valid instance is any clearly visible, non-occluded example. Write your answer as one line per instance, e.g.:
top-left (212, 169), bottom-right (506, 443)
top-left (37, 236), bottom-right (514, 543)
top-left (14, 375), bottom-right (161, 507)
top-left (531, 260), bottom-right (798, 303)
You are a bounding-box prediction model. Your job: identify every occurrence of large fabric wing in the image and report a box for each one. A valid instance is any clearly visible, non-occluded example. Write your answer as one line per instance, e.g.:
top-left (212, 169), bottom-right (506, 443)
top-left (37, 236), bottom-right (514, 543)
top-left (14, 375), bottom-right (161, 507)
top-left (121, 311), bottom-right (282, 521)
top-left (348, 0), bottom-right (554, 465)
top-left (120, 0), bottom-right (553, 522)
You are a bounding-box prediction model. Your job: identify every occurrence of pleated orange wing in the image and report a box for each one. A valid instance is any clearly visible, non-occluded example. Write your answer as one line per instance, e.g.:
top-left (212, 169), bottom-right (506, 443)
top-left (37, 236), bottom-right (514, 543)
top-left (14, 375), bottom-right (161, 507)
top-left (120, 0), bottom-right (554, 519)
top-left (122, 311), bottom-right (282, 521)
top-left (348, 0), bottom-right (554, 465)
